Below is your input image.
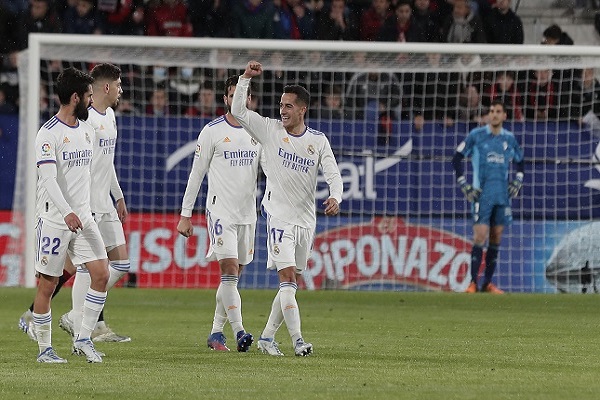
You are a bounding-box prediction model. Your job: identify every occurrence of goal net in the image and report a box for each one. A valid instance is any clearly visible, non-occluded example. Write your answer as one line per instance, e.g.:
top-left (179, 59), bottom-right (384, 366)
top-left (5, 34), bottom-right (600, 293)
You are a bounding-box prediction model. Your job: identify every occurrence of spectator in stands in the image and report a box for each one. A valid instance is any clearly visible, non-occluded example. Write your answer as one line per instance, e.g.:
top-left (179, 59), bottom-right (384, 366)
top-left (314, 0), bottom-right (359, 41)
top-left (145, 84), bottom-right (171, 116)
top-left (359, 0), bottom-right (393, 41)
top-left (456, 84), bottom-right (488, 124)
top-left (62, 0), bottom-right (103, 34)
top-left (188, 0), bottom-right (231, 37)
top-left (0, 4), bottom-right (19, 54)
top-left (410, 53), bottom-right (459, 131)
top-left (184, 81), bottom-right (223, 118)
top-left (272, 0), bottom-right (315, 40)
top-left (522, 68), bottom-right (559, 121)
top-left (115, 95), bottom-right (141, 116)
top-left (231, 0), bottom-right (275, 39)
top-left (310, 83), bottom-right (346, 120)
top-left (541, 24), bottom-right (574, 45)
top-left (378, 0), bottom-right (428, 42)
top-left (0, 86), bottom-right (16, 114)
top-left (345, 70), bottom-right (402, 120)
top-left (0, 0), bottom-right (28, 16)
top-left (262, 50), bottom-right (299, 117)
top-left (412, 0), bottom-right (441, 42)
top-left (145, 0), bottom-right (192, 37)
top-left (441, 0), bottom-right (486, 44)
top-left (483, 71), bottom-right (523, 121)
top-left (16, 0), bottom-right (62, 50)
top-left (99, 0), bottom-right (145, 35)
top-left (0, 50), bottom-right (19, 111)
top-left (571, 67), bottom-right (600, 125)
top-left (483, 0), bottom-right (523, 44)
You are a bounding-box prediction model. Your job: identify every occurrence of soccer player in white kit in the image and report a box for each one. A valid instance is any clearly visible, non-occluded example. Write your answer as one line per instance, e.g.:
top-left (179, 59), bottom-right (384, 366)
top-left (59, 63), bottom-right (132, 343)
top-left (177, 76), bottom-right (264, 352)
top-left (232, 61), bottom-right (343, 356)
top-left (33, 68), bottom-right (108, 363)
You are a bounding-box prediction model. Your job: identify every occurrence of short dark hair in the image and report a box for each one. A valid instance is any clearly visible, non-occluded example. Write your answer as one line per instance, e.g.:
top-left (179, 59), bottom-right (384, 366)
top-left (543, 24), bottom-right (562, 40)
top-left (90, 63), bottom-right (121, 82)
top-left (224, 75), bottom-right (252, 98)
top-left (490, 100), bottom-right (506, 111)
top-left (55, 67), bottom-right (94, 105)
top-left (283, 85), bottom-right (310, 108)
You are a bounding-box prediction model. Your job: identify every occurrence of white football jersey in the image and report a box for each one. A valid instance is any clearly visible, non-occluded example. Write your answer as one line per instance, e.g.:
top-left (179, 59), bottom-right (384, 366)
top-left (36, 116), bottom-right (95, 228)
top-left (232, 77), bottom-right (343, 229)
top-left (180, 115), bottom-right (263, 224)
top-left (86, 106), bottom-right (124, 213)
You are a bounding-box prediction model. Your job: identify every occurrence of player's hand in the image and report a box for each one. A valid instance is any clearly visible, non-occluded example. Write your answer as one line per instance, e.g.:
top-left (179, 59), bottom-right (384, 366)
top-left (116, 198), bottom-right (128, 223)
top-left (508, 178), bottom-right (523, 198)
top-left (177, 217), bottom-right (193, 238)
top-left (457, 177), bottom-right (481, 202)
top-left (323, 197), bottom-right (340, 216)
top-left (243, 61), bottom-right (263, 79)
top-left (64, 213), bottom-right (83, 233)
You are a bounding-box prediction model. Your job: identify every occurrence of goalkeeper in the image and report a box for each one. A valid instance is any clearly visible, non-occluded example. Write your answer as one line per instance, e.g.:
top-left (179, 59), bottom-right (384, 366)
top-left (451, 100), bottom-right (524, 294)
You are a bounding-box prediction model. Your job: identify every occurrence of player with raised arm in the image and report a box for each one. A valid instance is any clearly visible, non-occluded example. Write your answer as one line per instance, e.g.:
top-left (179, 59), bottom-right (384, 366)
top-left (231, 61), bottom-right (343, 356)
top-left (177, 76), bottom-right (263, 352)
top-left (59, 63), bottom-right (131, 344)
top-left (33, 67), bottom-right (108, 363)
top-left (452, 100), bottom-right (524, 294)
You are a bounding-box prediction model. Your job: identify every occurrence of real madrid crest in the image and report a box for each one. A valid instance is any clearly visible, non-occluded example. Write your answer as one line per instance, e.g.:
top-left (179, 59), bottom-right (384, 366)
top-left (307, 144), bottom-right (315, 155)
top-left (41, 256), bottom-right (48, 266)
top-left (503, 141), bottom-right (508, 151)
top-left (273, 245), bottom-right (280, 255)
top-left (85, 131), bottom-right (91, 144)
top-left (251, 138), bottom-right (257, 146)
top-left (216, 238), bottom-right (223, 247)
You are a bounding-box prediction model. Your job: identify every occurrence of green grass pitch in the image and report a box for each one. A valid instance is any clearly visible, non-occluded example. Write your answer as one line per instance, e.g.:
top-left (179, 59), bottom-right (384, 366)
top-left (1, 287), bottom-right (600, 399)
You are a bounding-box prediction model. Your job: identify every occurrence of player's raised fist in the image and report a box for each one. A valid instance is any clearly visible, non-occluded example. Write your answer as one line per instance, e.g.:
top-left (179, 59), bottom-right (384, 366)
top-left (243, 61), bottom-right (263, 78)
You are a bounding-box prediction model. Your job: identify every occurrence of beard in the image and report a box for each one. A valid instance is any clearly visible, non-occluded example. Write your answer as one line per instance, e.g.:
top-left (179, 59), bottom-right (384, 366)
top-left (75, 100), bottom-right (89, 121)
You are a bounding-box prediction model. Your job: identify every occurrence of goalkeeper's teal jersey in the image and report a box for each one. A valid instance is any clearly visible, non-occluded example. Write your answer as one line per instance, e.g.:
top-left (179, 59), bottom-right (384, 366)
top-left (459, 125), bottom-right (523, 206)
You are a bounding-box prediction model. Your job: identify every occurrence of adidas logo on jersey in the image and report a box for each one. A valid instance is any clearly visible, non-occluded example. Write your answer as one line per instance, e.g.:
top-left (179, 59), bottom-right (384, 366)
top-left (63, 137), bottom-right (70, 143)
top-left (99, 124), bottom-right (105, 130)
top-left (283, 137), bottom-right (290, 143)
top-left (224, 137), bottom-right (231, 143)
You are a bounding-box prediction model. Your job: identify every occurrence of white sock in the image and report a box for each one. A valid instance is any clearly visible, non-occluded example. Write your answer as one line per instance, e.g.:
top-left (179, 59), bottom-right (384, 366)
top-left (279, 282), bottom-right (302, 345)
top-left (211, 283), bottom-right (227, 334)
top-left (261, 290), bottom-right (284, 339)
top-left (70, 265), bottom-right (90, 338)
top-left (220, 274), bottom-right (244, 336)
top-left (78, 289), bottom-right (107, 340)
top-left (106, 259), bottom-right (130, 290)
top-left (33, 310), bottom-right (52, 353)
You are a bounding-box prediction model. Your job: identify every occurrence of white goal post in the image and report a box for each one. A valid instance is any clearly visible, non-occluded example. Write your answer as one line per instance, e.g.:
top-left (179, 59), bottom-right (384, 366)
top-left (8, 33), bottom-right (600, 292)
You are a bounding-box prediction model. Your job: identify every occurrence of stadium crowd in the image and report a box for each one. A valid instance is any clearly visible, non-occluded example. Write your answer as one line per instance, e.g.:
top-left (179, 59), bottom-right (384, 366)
top-left (1, 0), bottom-right (598, 130)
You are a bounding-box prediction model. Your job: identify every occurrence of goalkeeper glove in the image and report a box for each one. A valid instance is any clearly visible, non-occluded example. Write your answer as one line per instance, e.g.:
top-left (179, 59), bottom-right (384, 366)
top-left (457, 176), bottom-right (481, 202)
top-left (508, 173), bottom-right (524, 198)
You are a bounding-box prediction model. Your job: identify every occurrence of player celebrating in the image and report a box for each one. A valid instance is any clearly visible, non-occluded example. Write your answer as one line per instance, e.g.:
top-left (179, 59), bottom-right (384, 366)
top-left (452, 100), bottom-right (524, 294)
top-left (231, 61), bottom-right (343, 356)
top-left (177, 76), bottom-right (263, 352)
top-left (33, 67), bottom-right (108, 363)
top-left (59, 63), bottom-right (131, 343)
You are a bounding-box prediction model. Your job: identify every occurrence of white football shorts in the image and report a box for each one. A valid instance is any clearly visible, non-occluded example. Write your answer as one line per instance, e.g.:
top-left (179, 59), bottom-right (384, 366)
top-left (93, 209), bottom-right (126, 250)
top-left (35, 218), bottom-right (107, 277)
top-left (205, 210), bottom-right (256, 266)
top-left (265, 214), bottom-right (314, 274)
